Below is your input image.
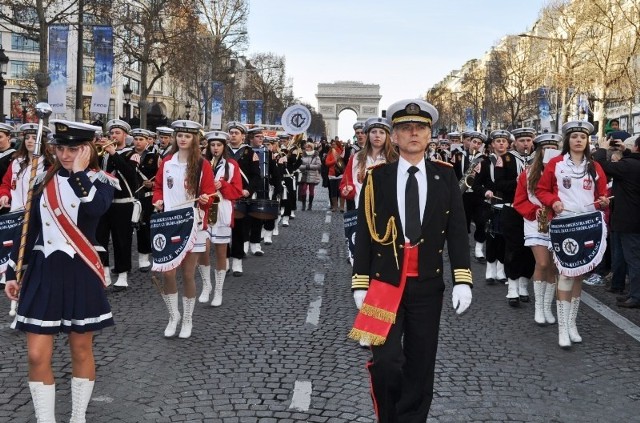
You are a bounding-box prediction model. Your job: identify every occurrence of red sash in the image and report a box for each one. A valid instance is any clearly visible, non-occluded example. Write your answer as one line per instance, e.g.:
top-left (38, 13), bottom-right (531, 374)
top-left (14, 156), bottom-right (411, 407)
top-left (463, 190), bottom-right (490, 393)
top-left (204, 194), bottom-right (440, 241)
top-left (44, 175), bottom-right (106, 286)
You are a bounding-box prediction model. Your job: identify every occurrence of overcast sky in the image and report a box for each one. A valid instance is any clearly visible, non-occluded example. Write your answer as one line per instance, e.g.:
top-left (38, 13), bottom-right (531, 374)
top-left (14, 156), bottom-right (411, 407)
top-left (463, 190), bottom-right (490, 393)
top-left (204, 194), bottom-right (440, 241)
top-left (247, 0), bottom-right (547, 139)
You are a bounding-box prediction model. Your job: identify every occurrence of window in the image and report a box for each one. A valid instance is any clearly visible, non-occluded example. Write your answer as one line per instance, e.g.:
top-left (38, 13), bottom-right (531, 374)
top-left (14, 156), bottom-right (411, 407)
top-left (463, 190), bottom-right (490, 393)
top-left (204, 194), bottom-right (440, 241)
top-left (11, 33), bottom-right (39, 51)
top-left (125, 77), bottom-right (141, 95)
top-left (10, 61), bottom-right (38, 78)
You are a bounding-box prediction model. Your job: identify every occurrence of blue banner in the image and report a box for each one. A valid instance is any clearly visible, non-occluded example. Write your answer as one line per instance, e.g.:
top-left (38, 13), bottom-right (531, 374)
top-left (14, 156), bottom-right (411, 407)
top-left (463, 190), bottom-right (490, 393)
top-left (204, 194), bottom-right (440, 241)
top-left (481, 109), bottom-right (488, 131)
top-left (90, 26), bottom-right (114, 114)
top-left (578, 94), bottom-right (589, 121)
top-left (465, 108), bottom-right (474, 131)
top-left (48, 25), bottom-right (69, 114)
top-left (239, 100), bottom-right (248, 124)
top-left (254, 100), bottom-right (263, 125)
top-left (539, 87), bottom-right (551, 132)
top-left (210, 82), bottom-right (223, 130)
top-left (274, 115), bottom-right (282, 125)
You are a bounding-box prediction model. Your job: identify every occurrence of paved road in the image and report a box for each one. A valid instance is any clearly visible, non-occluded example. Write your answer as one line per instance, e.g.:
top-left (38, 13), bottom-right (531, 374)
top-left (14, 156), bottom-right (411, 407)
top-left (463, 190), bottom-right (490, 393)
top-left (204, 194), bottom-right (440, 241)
top-left (1, 190), bottom-right (639, 422)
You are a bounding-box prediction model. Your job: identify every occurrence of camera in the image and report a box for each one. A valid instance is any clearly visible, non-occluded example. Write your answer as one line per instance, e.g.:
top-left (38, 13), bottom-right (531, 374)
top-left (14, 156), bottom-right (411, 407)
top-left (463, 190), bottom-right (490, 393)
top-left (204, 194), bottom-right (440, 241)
top-left (609, 139), bottom-right (618, 147)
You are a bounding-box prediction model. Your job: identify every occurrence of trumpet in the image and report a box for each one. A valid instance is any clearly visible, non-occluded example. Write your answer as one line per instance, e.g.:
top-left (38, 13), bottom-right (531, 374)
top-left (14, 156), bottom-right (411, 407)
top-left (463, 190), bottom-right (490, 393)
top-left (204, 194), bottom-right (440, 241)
top-left (96, 140), bottom-right (118, 156)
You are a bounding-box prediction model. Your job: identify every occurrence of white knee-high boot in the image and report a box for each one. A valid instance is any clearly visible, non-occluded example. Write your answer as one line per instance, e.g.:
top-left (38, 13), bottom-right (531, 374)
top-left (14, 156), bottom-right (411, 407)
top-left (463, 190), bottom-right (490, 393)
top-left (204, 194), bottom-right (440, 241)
top-left (557, 300), bottom-right (572, 348)
top-left (29, 381), bottom-right (56, 423)
top-left (568, 297), bottom-right (582, 343)
top-left (543, 282), bottom-right (556, 324)
top-left (69, 377), bottom-right (94, 423)
top-left (197, 265), bottom-right (212, 303)
top-left (161, 293), bottom-right (181, 337)
top-left (533, 281), bottom-right (546, 325)
top-left (211, 269), bottom-right (226, 307)
top-left (179, 297), bottom-right (195, 339)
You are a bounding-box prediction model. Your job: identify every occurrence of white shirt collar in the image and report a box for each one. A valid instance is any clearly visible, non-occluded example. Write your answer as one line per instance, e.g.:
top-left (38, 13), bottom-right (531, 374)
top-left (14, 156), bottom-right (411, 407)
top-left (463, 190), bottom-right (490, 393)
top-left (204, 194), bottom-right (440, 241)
top-left (398, 156), bottom-right (426, 176)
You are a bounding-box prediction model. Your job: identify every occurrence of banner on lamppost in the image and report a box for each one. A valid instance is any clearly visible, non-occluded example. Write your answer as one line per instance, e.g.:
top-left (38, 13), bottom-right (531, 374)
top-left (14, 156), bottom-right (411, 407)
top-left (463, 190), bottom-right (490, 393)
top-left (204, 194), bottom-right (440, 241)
top-left (90, 26), bottom-right (114, 114)
top-left (239, 100), bottom-right (248, 124)
top-left (210, 82), bottom-right (223, 130)
top-left (47, 25), bottom-right (69, 114)
top-left (481, 109), bottom-right (489, 132)
top-left (539, 87), bottom-right (552, 132)
top-left (578, 94), bottom-right (589, 121)
top-left (464, 108), bottom-right (474, 131)
top-left (254, 100), bottom-right (263, 125)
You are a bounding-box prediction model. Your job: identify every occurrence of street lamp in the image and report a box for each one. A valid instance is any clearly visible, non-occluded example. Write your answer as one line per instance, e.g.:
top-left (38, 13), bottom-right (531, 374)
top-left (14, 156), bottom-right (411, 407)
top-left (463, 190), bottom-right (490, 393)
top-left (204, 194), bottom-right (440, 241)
top-left (185, 101), bottom-right (192, 120)
top-left (123, 83), bottom-right (132, 122)
top-left (21, 94), bottom-right (29, 123)
top-left (198, 108), bottom-right (204, 126)
top-left (0, 45), bottom-right (9, 123)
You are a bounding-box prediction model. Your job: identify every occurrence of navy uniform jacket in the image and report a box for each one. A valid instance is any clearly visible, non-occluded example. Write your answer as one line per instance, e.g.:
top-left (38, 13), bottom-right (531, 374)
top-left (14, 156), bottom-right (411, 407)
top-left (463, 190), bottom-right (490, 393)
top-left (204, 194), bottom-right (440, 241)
top-left (351, 159), bottom-right (472, 290)
top-left (493, 151), bottom-right (526, 203)
top-left (227, 145), bottom-right (261, 195)
top-left (101, 147), bottom-right (138, 200)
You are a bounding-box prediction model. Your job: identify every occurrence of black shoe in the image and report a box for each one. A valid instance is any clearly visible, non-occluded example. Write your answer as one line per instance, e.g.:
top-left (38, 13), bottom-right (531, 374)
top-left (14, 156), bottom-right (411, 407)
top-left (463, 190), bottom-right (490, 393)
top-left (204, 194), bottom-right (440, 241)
top-left (139, 266), bottom-right (151, 273)
top-left (112, 285), bottom-right (128, 292)
top-left (519, 295), bottom-right (530, 303)
top-left (498, 278), bottom-right (507, 284)
top-left (617, 298), bottom-right (640, 308)
top-left (606, 286), bottom-right (625, 294)
top-left (486, 278), bottom-right (496, 285)
top-left (616, 295), bottom-right (630, 303)
top-left (233, 271), bottom-right (243, 277)
top-left (508, 297), bottom-right (519, 307)
top-left (475, 256), bottom-right (487, 264)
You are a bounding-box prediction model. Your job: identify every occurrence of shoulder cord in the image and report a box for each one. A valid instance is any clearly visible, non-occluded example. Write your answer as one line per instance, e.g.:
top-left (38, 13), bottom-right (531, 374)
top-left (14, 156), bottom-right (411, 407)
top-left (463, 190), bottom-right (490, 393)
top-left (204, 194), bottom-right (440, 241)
top-left (364, 170), bottom-right (399, 269)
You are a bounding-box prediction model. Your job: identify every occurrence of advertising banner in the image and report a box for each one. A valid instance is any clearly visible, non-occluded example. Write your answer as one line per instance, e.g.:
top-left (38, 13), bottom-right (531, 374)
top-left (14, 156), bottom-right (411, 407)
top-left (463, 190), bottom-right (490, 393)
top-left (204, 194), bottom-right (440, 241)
top-left (239, 100), bottom-right (248, 124)
top-left (210, 82), bottom-right (223, 130)
top-left (48, 25), bottom-right (69, 114)
top-left (90, 26), bottom-right (114, 114)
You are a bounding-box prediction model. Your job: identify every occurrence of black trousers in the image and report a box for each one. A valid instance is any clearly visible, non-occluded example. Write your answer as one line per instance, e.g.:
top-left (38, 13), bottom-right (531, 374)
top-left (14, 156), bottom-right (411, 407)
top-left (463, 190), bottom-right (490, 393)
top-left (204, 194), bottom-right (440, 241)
top-left (486, 207), bottom-right (505, 263)
top-left (368, 278), bottom-right (444, 423)
top-left (96, 202), bottom-right (133, 273)
top-left (462, 192), bottom-right (488, 243)
top-left (501, 206), bottom-right (534, 280)
top-left (230, 217), bottom-right (248, 259)
top-left (136, 196), bottom-right (153, 254)
top-left (249, 216), bottom-right (263, 243)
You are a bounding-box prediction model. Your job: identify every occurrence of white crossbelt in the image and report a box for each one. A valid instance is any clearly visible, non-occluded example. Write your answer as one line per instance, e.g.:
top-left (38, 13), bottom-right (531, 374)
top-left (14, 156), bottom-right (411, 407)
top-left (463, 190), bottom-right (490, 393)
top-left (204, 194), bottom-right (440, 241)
top-left (112, 198), bottom-right (134, 204)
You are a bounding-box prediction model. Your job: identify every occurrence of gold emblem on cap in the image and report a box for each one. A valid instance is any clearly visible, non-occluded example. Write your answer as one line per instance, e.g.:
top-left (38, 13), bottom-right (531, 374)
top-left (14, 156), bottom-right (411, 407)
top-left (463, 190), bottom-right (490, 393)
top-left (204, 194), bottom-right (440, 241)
top-left (405, 103), bottom-right (420, 115)
top-left (55, 123), bottom-right (68, 132)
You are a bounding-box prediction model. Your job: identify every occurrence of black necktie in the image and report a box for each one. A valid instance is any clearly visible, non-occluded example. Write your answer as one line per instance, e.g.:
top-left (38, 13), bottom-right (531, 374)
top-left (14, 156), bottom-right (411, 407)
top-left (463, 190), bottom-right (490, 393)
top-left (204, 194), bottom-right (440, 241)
top-left (405, 166), bottom-right (421, 243)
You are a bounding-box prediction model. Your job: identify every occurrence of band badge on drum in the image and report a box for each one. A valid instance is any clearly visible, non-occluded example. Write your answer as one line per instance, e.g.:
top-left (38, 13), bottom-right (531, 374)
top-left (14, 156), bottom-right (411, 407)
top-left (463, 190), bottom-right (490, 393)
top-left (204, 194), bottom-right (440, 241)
top-left (562, 176), bottom-right (572, 189)
top-left (583, 178), bottom-right (592, 190)
top-left (167, 176), bottom-right (174, 189)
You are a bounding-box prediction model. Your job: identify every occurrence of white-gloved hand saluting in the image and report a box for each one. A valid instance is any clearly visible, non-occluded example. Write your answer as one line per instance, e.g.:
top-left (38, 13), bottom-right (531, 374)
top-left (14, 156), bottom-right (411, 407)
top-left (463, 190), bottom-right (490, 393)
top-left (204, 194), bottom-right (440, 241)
top-left (452, 284), bottom-right (472, 314)
top-left (353, 290), bottom-right (367, 310)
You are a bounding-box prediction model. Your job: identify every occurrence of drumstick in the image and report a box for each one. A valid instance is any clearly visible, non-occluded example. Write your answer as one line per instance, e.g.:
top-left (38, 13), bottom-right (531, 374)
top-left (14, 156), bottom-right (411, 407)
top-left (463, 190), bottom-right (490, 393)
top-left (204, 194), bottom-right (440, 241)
top-left (491, 195), bottom-right (503, 201)
top-left (134, 176), bottom-right (155, 193)
top-left (585, 195), bottom-right (614, 207)
top-left (171, 194), bottom-right (212, 209)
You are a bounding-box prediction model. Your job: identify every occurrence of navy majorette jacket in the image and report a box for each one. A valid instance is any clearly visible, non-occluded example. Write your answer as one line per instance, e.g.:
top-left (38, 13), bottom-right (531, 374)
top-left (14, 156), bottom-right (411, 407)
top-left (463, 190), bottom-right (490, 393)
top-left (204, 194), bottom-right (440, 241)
top-left (351, 159), bottom-right (472, 290)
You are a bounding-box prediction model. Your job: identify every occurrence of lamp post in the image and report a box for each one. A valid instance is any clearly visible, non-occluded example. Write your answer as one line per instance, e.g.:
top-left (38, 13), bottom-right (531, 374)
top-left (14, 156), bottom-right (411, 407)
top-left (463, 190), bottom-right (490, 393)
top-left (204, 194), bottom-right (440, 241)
top-left (21, 94), bottom-right (29, 123)
top-left (123, 83), bottom-right (132, 122)
top-left (185, 101), bottom-right (192, 120)
top-left (198, 108), bottom-right (204, 126)
top-left (0, 45), bottom-right (9, 123)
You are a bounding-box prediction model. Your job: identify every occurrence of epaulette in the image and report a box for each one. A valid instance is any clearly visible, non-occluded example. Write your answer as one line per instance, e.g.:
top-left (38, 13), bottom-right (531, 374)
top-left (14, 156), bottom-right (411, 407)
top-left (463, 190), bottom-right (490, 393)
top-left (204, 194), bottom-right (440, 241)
top-left (431, 159), bottom-right (453, 168)
top-left (91, 170), bottom-right (122, 190)
top-left (366, 163), bottom-right (386, 175)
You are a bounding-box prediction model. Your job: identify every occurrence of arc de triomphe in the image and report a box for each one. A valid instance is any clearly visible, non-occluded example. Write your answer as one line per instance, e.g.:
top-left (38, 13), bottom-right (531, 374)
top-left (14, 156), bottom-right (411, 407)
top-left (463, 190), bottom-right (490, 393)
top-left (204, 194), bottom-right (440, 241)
top-left (316, 81), bottom-right (381, 140)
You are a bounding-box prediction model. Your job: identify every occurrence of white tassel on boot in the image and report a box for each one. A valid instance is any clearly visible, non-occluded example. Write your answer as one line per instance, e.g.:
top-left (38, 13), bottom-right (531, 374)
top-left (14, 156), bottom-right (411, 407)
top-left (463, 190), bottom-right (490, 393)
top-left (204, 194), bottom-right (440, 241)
top-left (485, 261), bottom-right (497, 284)
top-left (197, 265), bottom-right (212, 303)
top-left (179, 297), bottom-right (195, 339)
top-left (69, 377), bottom-right (94, 423)
top-left (543, 282), bottom-right (556, 324)
top-left (568, 297), bottom-right (582, 343)
top-left (506, 278), bottom-right (519, 306)
top-left (518, 277), bottom-right (530, 302)
top-left (28, 381), bottom-right (56, 423)
top-left (557, 300), bottom-right (572, 348)
top-left (533, 281), bottom-right (546, 325)
top-left (161, 293), bottom-right (181, 337)
top-left (496, 261), bottom-right (507, 283)
top-left (211, 270), bottom-right (226, 307)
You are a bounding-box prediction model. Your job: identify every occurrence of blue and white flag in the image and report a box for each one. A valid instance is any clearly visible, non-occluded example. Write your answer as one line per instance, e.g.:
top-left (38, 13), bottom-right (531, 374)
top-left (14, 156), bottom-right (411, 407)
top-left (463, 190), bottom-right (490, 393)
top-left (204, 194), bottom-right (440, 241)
top-left (539, 87), bottom-right (552, 132)
top-left (90, 26), bottom-right (114, 114)
top-left (48, 25), bottom-right (69, 114)
top-left (150, 207), bottom-right (198, 272)
top-left (210, 82), bottom-right (223, 130)
top-left (239, 100), bottom-right (248, 124)
top-left (254, 100), bottom-right (263, 125)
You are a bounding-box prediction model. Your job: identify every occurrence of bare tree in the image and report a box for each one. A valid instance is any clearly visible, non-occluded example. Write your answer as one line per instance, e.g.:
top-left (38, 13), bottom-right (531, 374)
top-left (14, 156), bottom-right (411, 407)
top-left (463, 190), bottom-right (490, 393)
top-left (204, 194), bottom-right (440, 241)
top-left (246, 52), bottom-right (287, 125)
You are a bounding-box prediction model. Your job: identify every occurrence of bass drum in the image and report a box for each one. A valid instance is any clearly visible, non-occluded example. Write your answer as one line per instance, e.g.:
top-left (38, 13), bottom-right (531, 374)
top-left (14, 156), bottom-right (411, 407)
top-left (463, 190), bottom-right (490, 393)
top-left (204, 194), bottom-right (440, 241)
top-left (234, 199), bottom-right (249, 219)
top-left (247, 199), bottom-right (279, 220)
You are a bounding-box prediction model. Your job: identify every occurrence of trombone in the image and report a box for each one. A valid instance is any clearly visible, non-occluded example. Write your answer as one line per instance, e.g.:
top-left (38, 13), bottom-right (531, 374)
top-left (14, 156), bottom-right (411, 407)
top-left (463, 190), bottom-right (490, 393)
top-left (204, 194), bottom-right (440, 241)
top-left (96, 140), bottom-right (118, 157)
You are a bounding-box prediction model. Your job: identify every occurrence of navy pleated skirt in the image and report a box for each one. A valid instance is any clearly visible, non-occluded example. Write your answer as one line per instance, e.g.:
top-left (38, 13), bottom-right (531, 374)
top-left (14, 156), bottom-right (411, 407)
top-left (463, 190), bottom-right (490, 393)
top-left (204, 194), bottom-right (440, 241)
top-left (12, 250), bottom-right (114, 334)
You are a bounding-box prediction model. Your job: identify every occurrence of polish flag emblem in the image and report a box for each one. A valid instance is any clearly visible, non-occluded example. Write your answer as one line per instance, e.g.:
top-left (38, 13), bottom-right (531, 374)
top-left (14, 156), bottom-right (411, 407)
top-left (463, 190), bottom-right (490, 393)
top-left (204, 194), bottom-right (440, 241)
top-left (2, 240), bottom-right (13, 247)
top-left (584, 240), bottom-right (594, 248)
top-left (171, 236), bottom-right (181, 243)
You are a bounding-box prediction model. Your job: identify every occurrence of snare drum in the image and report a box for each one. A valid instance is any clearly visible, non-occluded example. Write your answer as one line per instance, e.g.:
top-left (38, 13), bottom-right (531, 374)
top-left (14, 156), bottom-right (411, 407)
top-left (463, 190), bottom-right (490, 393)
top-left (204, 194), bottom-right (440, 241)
top-left (488, 204), bottom-right (503, 237)
top-left (234, 199), bottom-right (249, 219)
top-left (248, 199), bottom-right (279, 220)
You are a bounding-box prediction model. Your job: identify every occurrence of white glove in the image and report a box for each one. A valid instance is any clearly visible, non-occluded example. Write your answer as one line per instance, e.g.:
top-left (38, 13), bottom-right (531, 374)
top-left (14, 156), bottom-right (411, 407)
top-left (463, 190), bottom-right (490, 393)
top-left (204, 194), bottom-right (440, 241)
top-left (452, 284), bottom-right (472, 315)
top-left (484, 190), bottom-right (493, 199)
top-left (353, 290), bottom-right (367, 310)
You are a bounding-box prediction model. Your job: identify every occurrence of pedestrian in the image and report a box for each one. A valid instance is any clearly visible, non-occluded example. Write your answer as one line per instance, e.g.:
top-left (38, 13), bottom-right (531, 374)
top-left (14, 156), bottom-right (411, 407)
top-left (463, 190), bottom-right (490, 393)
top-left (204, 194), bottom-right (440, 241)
top-left (0, 123), bottom-right (18, 218)
top-left (349, 99), bottom-right (472, 422)
top-left (536, 121), bottom-right (609, 348)
top-left (4, 120), bottom-right (118, 422)
top-left (298, 141), bottom-right (322, 210)
top-left (201, 130), bottom-right (243, 306)
top-left (152, 120), bottom-right (216, 339)
top-left (513, 133), bottom-right (562, 325)
top-left (324, 139), bottom-right (345, 212)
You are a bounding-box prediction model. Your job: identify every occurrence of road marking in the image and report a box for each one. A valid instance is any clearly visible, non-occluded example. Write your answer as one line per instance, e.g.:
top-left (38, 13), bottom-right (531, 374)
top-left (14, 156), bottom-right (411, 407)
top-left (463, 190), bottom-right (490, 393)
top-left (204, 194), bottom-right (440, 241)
top-left (289, 380), bottom-right (312, 411)
top-left (306, 296), bottom-right (322, 326)
top-left (582, 291), bottom-right (640, 343)
top-left (325, 214), bottom-right (331, 223)
top-left (321, 232), bottom-right (329, 243)
top-left (314, 272), bottom-right (324, 285)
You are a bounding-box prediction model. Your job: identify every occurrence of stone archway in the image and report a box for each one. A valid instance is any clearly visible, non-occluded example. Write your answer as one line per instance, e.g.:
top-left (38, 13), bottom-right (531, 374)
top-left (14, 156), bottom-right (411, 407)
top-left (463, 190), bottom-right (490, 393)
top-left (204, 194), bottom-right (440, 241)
top-left (316, 81), bottom-right (381, 140)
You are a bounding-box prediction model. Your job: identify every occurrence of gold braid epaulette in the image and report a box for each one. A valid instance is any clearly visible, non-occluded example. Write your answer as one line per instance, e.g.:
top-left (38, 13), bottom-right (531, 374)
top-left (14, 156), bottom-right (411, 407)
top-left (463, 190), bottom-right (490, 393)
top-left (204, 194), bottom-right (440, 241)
top-left (364, 169), bottom-right (399, 269)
